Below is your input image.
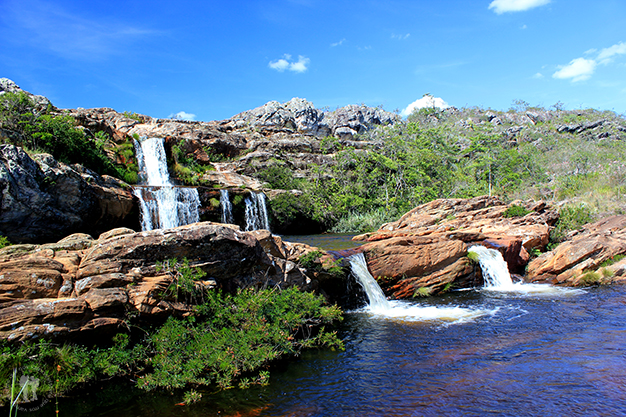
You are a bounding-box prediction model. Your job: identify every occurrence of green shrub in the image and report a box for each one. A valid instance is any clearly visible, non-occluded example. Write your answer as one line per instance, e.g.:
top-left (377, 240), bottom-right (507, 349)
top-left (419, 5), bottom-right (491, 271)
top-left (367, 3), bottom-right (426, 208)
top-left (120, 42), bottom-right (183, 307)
top-left (330, 208), bottom-right (394, 233)
top-left (600, 254), bottom-right (626, 267)
top-left (0, 236), bottom-right (10, 249)
top-left (0, 286), bottom-right (343, 404)
top-left (549, 204), bottom-right (593, 245)
top-left (502, 204), bottom-right (531, 218)
top-left (579, 271), bottom-right (601, 286)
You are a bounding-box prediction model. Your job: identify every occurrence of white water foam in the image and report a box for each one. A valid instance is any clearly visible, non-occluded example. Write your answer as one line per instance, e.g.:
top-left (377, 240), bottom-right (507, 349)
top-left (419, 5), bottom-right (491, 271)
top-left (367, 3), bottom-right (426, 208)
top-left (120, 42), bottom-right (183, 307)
top-left (348, 253), bottom-right (494, 323)
top-left (220, 189), bottom-right (234, 224)
top-left (133, 137), bottom-right (200, 231)
top-left (468, 245), bottom-right (584, 297)
top-left (244, 191), bottom-right (270, 231)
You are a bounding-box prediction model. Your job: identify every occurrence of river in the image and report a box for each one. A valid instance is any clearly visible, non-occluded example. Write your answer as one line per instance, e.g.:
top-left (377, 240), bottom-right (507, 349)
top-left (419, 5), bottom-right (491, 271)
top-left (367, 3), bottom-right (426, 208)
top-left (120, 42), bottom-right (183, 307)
top-left (38, 236), bottom-right (626, 416)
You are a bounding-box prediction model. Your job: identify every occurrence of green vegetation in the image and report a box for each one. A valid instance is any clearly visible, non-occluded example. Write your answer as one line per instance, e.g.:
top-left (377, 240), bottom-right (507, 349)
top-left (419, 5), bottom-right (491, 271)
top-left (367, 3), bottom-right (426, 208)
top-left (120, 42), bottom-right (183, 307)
top-left (170, 141), bottom-right (215, 185)
top-left (600, 254), bottom-right (626, 267)
top-left (466, 250), bottom-right (480, 263)
top-left (579, 271), bottom-right (601, 286)
top-left (245, 103), bottom-right (625, 235)
top-left (0, 235), bottom-right (10, 249)
top-left (0, 91), bottom-right (138, 183)
top-left (502, 204), bottom-right (532, 218)
top-left (0, 284), bottom-right (343, 406)
top-left (298, 250), bottom-right (344, 278)
top-left (549, 204), bottom-right (593, 247)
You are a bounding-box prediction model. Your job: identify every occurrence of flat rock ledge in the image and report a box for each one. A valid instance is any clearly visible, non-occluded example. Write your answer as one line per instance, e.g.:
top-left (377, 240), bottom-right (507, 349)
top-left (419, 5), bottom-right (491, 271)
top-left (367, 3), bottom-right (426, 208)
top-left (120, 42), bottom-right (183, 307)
top-left (0, 223), bottom-right (344, 342)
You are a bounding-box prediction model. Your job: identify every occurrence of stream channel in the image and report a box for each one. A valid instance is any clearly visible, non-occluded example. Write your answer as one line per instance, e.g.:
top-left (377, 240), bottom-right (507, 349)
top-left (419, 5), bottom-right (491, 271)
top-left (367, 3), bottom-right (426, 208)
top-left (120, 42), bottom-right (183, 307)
top-left (44, 235), bottom-right (626, 416)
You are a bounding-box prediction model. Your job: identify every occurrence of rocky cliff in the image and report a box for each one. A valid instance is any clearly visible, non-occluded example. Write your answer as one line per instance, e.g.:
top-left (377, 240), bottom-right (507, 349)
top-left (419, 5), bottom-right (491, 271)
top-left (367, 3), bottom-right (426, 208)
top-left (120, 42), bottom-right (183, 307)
top-left (0, 144), bottom-right (137, 243)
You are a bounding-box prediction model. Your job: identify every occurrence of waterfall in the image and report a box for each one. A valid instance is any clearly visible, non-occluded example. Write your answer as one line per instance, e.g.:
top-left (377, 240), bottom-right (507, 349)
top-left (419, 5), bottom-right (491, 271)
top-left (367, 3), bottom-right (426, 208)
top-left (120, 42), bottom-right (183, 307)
top-left (220, 189), bottom-right (234, 224)
top-left (133, 137), bottom-right (200, 231)
top-left (348, 253), bottom-right (391, 309)
top-left (348, 252), bottom-right (492, 321)
top-left (468, 245), bottom-right (514, 289)
top-left (244, 191), bottom-right (270, 231)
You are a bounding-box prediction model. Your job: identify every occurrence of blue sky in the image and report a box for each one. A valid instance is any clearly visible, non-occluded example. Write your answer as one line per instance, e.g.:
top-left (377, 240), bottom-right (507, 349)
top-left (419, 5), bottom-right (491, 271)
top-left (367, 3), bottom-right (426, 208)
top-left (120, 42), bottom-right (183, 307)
top-left (1, 0), bottom-right (625, 121)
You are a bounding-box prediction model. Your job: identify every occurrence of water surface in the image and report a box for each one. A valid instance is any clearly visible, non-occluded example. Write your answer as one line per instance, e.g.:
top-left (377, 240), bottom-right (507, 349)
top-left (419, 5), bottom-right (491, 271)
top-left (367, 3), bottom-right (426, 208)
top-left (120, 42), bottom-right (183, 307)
top-left (49, 285), bottom-right (626, 417)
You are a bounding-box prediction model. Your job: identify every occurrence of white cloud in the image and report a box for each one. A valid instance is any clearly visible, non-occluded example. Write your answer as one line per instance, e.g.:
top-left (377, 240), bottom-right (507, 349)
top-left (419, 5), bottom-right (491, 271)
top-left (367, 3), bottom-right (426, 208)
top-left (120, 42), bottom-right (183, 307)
top-left (269, 57), bottom-right (290, 72)
top-left (533, 72), bottom-right (544, 79)
top-left (391, 33), bottom-right (410, 40)
top-left (552, 57), bottom-right (596, 82)
top-left (268, 54), bottom-right (310, 73)
top-left (401, 95), bottom-right (449, 117)
top-left (489, 0), bottom-right (550, 14)
top-left (331, 38), bottom-right (346, 47)
top-left (169, 111), bottom-right (196, 121)
top-left (597, 42), bottom-right (626, 65)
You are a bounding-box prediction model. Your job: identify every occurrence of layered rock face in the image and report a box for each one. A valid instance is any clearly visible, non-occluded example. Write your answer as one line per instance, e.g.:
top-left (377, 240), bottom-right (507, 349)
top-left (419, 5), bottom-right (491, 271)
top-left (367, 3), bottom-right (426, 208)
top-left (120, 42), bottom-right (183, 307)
top-left (67, 98), bottom-right (399, 189)
top-left (526, 215), bottom-right (626, 286)
top-left (354, 196), bottom-right (558, 298)
top-left (0, 144), bottom-right (137, 243)
top-left (0, 223), bottom-right (346, 342)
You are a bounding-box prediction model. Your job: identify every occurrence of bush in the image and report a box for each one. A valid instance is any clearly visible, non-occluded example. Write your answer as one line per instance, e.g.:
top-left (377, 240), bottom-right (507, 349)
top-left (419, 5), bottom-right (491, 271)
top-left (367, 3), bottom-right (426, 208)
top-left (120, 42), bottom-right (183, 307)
top-left (0, 285), bottom-right (343, 404)
top-left (502, 204), bottom-right (531, 218)
top-left (549, 204), bottom-right (593, 245)
top-left (330, 208), bottom-right (394, 233)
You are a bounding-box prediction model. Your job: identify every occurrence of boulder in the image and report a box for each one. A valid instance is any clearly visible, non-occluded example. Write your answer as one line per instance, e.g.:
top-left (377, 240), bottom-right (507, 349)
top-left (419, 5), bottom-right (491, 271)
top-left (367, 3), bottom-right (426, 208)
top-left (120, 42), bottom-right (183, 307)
top-left (361, 236), bottom-right (477, 298)
top-left (526, 215), bottom-right (626, 286)
top-left (351, 196), bottom-right (559, 297)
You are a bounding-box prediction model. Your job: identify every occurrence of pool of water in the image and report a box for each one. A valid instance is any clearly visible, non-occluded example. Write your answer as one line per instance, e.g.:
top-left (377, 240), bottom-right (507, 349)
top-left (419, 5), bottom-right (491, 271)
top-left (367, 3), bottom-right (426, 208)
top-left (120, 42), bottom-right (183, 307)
top-left (280, 233), bottom-right (363, 252)
top-left (47, 284), bottom-right (626, 416)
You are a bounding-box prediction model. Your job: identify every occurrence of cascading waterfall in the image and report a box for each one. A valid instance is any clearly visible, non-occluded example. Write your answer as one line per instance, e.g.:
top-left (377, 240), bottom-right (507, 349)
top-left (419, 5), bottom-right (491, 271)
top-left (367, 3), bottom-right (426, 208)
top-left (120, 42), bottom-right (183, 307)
top-left (348, 252), bottom-right (491, 322)
top-left (133, 137), bottom-right (200, 231)
top-left (348, 252), bottom-right (391, 309)
top-left (244, 191), bottom-right (270, 231)
top-left (220, 189), bottom-right (234, 224)
top-left (468, 245), bottom-right (585, 295)
top-left (467, 245), bottom-right (514, 289)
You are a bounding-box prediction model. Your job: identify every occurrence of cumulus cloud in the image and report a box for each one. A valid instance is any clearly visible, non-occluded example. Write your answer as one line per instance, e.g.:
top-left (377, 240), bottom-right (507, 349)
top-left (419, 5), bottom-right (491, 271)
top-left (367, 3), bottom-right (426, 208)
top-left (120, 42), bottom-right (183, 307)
top-left (169, 111), bottom-right (196, 121)
top-left (488, 0), bottom-right (550, 14)
top-left (268, 54), bottom-right (310, 73)
top-left (552, 58), bottom-right (596, 82)
top-left (552, 42), bottom-right (626, 82)
top-left (401, 95), bottom-right (449, 117)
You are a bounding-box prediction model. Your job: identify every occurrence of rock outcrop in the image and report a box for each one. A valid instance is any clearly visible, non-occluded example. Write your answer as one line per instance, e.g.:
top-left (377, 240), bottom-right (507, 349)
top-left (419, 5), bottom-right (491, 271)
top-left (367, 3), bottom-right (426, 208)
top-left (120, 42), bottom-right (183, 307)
top-left (526, 215), bottom-right (626, 286)
top-left (353, 196), bottom-right (558, 297)
top-left (0, 223), bottom-right (346, 342)
top-left (0, 145), bottom-right (137, 243)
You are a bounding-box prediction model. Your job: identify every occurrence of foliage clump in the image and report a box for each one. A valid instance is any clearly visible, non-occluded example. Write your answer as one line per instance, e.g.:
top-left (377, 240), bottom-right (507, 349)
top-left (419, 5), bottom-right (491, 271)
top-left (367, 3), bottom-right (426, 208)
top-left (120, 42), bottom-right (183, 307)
top-left (0, 91), bottom-right (137, 182)
top-left (502, 204), bottom-right (532, 218)
top-left (0, 262), bottom-right (343, 406)
top-left (549, 204), bottom-right (593, 247)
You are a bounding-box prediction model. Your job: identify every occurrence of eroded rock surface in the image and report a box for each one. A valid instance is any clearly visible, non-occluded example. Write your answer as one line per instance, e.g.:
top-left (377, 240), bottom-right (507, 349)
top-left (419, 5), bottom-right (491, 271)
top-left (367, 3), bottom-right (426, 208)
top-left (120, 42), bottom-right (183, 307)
top-left (354, 196), bottom-right (558, 298)
top-left (0, 145), bottom-right (137, 243)
top-left (526, 215), bottom-right (626, 286)
top-left (0, 224), bottom-right (346, 342)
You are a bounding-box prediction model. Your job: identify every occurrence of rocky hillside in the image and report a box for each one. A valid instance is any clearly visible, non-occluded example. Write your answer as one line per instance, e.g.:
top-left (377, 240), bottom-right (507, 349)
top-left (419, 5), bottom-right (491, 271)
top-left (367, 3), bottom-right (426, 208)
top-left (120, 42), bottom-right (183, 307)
top-left (2, 77), bottom-right (626, 242)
